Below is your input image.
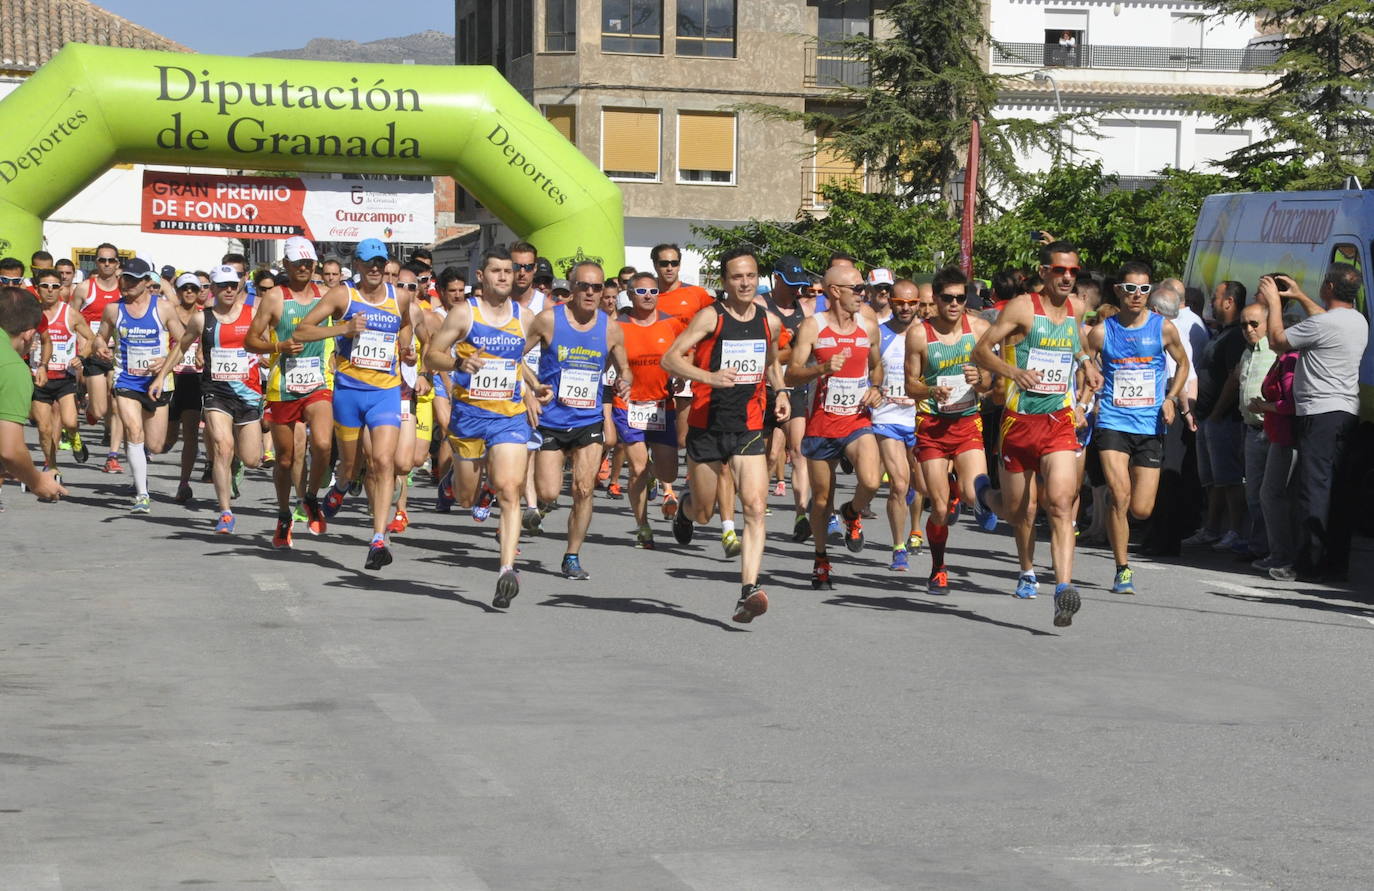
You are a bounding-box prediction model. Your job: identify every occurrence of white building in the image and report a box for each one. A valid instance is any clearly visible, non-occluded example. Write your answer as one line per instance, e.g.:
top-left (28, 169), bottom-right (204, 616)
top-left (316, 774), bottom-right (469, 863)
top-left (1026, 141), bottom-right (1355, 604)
top-left (990, 0), bottom-right (1276, 186)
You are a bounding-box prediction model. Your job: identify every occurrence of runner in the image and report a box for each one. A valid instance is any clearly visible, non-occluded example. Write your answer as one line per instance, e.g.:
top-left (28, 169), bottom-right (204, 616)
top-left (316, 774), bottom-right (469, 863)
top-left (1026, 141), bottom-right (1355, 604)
top-left (29, 268), bottom-right (94, 477)
top-left (293, 239), bottom-right (418, 570)
top-left (906, 267), bottom-right (1004, 593)
top-left (166, 273), bottom-right (207, 504)
top-left (785, 265), bottom-right (884, 589)
top-left (526, 261), bottom-right (630, 579)
top-left (426, 267), bottom-right (464, 507)
top-left (972, 243), bottom-right (1102, 626)
top-left (613, 272), bottom-right (684, 548)
top-left (870, 278), bottom-right (923, 571)
top-left (1, 287), bottom-right (67, 503)
top-left (91, 257), bottom-right (189, 513)
top-left (1082, 261), bottom-right (1190, 594)
top-left (386, 265), bottom-right (433, 535)
top-left (763, 255), bottom-right (814, 542)
top-left (509, 241), bottom-right (547, 524)
top-left (424, 246), bottom-right (542, 608)
top-left (662, 247), bottom-right (789, 623)
top-left (76, 242), bottom-right (125, 473)
top-left (247, 236), bottom-right (335, 547)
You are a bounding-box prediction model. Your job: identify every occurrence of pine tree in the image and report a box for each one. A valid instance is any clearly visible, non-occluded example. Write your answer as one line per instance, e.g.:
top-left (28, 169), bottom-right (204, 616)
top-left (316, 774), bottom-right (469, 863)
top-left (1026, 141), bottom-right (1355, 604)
top-left (1193, 1), bottom-right (1374, 188)
top-left (736, 0), bottom-right (1061, 208)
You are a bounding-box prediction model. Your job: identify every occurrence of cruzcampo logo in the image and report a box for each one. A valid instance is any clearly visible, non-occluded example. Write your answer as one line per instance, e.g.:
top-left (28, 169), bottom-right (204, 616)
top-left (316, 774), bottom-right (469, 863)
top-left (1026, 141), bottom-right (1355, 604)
top-left (556, 247), bottom-right (604, 276)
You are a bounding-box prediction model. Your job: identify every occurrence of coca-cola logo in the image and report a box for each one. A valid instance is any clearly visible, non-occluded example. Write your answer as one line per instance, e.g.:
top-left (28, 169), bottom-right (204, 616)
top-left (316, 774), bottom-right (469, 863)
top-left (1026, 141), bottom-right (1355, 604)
top-left (329, 226), bottom-right (361, 238)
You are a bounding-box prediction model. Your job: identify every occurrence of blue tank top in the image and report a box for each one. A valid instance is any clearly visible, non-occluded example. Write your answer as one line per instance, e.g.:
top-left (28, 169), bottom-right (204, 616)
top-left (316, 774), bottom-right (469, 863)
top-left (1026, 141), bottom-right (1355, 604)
top-left (451, 298), bottom-right (526, 426)
top-left (114, 295), bottom-right (171, 393)
top-left (537, 306), bottom-right (608, 430)
top-left (334, 284), bottom-right (402, 391)
top-left (1096, 312), bottom-right (1167, 435)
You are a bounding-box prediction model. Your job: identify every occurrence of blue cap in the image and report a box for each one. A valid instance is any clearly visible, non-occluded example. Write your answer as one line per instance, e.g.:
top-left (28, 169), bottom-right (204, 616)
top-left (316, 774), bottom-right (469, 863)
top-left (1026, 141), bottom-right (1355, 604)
top-left (355, 238), bottom-right (389, 262)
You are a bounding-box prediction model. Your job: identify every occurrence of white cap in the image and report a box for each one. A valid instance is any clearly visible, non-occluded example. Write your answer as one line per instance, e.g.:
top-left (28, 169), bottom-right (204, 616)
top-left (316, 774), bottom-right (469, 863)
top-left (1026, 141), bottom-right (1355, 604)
top-left (340, 266), bottom-right (353, 280)
top-left (615, 292), bottom-right (633, 313)
top-left (867, 267), bottom-right (895, 287)
top-left (284, 236), bottom-right (318, 263)
top-left (174, 272), bottom-right (201, 289)
top-left (210, 264), bottom-right (240, 285)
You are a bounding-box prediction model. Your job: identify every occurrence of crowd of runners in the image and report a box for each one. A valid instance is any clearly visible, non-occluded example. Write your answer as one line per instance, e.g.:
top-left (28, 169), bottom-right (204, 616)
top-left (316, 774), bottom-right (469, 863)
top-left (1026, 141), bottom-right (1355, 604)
top-left (3, 233), bottom-right (1361, 628)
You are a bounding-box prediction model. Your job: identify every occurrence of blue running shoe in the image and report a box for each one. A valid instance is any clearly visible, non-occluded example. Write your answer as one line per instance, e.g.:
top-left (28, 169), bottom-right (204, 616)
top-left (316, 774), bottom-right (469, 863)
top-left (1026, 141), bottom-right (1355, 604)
top-left (321, 487), bottom-right (346, 519)
top-left (436, 468), bottom-right (455, 513)
top-left (1111, 566), bottom-right (1135, 595)
top-left (889, 548), bottom-right (909, 572)
top-left (471, 486), bottom-right (493, 522)
top-left (214, 511), bottom-right (235, 534)
top-left (561, 553), bottom-right (590, 580)
top-left (974, 502), bottom-right (1000, 532)
top-left (1053, 584), bottom-right (1081, 627)
top-left (826, 513), bottom-right (842, 543)
top-left (1013, 572), bottom-right (1038, 599)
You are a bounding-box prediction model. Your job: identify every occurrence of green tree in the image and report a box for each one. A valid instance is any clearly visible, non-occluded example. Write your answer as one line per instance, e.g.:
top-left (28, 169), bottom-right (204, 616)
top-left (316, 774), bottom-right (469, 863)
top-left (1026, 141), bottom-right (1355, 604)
top-left (1192, 1), bottom-right (1374, 188)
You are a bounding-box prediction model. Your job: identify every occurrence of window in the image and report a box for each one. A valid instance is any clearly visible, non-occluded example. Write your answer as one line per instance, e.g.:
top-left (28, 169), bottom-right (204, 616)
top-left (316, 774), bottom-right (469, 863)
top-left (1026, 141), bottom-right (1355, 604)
top-left (677, 111), bottom-right (735, 184)
top-left (805, 139), bottom-right (864, 208)
top-left (603, 0), bottom-right (663, 54)
top-left (546, 0), bottom-right (577, 52)
top-left (545, 105), bottom-right (577, 145)
top-left (601, 108), bottom-right (660, 180)
top-left (1334, 243), bottom-right (1367, 315)
top-left (513, 0), bottom-right (533, 58)
top-left (677, 0), bottom-right (736, 58)
top-left (1043, 9), bottom-right (1087, 66)
top-left (816, 1), bottom-right (869, 87)
top-left (457, 12), bottom-right (477, 63)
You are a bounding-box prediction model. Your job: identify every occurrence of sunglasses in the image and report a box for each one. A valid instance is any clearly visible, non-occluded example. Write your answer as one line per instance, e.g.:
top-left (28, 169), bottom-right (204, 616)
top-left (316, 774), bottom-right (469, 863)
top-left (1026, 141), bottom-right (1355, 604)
top-left (1118, 282), bottom-right (1152, 294)
top-left (36, 282), bottom-right (63, 290)
top-left (289, 259), bottom-right (316, 269)
top-left (576, 281), bottom-right (605, 292)
top-left (178, 284), bottom-right (202, 291)
top-left (837, 282), bottom-right (867, 295)
top-left (655, 259), bottom-right (681, 267)
top-left (0, 276), bottom-right (23, 285)
top-left (938, 291), bottom-right (968, 303)
top-left (397, 282), bottom-right (419, 291)
top-left (1044, 265), bottom-right (1081, 278)
top-left (512, 262), bottom-right (537, 272)
top-left (632, 287), bottom-right (660, 296)
top-left (1244, 320), bottom-right (1262, 328)
top-left (96, 257), bottom-right (120, 264)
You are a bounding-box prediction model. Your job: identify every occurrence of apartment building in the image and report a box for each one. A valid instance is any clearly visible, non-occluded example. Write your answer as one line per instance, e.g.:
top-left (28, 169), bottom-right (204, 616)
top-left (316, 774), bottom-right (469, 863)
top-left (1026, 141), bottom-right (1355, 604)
top-left (452, 0), bottom-right (882, 283)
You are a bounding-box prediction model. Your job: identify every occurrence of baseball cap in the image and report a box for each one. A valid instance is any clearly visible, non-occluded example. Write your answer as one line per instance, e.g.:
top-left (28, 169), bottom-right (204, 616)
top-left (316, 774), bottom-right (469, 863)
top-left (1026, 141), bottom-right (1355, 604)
top-left (355, 238), bottom-right (389, 262)
top-left (773, 255), bottom-right (807, 287)
top-left (552, 278), bottom-right (571, 292)
top-left (534, 257), bottom-right (554, 281)
top-left (174, 272), bottom-right (201, 290)
top-left (867, 267), bottom-right (895, 287)
top-left (120, 257), bottom-right (156, 280)
top-left (160, 264), bottom-right (177, 281)
top-left (210, 264), bottom-right (241, 285)
top-left (756, 276), bottom-right (772, 296)
top-left (284, 236), bottom-right (318, 263)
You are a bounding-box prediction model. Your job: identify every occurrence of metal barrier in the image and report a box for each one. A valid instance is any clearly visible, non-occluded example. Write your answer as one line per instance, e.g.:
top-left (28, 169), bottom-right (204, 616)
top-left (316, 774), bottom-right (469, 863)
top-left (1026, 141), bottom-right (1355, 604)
top-left (803, 46), bottom-right (870, 88)
top-left (992, 41), bottom-right (1280, 72)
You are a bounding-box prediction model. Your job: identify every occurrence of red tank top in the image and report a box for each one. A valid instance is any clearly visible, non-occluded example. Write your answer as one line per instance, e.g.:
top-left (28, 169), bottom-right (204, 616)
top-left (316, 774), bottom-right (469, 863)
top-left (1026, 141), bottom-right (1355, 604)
top-left (36, 304), bottom-right (77, 379)
top-left (807, 316), bottom-right (872, 439)
top-left (80, 278), bottom-right (121, 329)
top-left (688, 305), bottom-right (771, 432)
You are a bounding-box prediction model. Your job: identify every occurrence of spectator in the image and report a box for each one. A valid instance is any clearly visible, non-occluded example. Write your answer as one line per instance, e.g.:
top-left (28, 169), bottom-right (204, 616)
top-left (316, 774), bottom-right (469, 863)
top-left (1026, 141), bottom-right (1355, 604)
top-left (1237, 300), bottom-right (1275, 560)
top-left (1182, 280), bottom-right (1248, 552)
top-left (1139, 283), bottom-right (1196, 555)
top-left (1249, 324), bottom-right (1300, 575)
top-left (1159, 278), bottom-right (1209, 367)
top-left (0, 287), bottom-right (67, 502)
top-left (1257, 267), bottom-right (1369, 581)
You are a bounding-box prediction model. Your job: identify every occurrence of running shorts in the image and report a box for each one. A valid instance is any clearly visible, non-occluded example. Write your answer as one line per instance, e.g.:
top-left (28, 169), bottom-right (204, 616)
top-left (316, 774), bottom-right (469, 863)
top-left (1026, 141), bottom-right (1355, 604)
top-left (914, 414), bottom-right (985, 463)
top-left (999, 408), bottom-right (1078, 474)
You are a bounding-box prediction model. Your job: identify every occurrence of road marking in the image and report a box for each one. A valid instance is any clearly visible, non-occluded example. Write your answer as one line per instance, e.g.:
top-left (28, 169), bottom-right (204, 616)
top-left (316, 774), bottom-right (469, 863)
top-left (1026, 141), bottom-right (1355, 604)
top-left (369, 692), bottom-right (435, 724)
top-left (1202, 575), bottom-right (1374, 626)
top-left (270, 855), bottom-right (488, 890)
top-left (1012, 843), bottom-right (1269, 889)
top-left (0, 864), bottom-right (62, 889)
top-left (319, 645), bottom-right (378, 669)
top-left (653, 851), bottom-right (890, 890)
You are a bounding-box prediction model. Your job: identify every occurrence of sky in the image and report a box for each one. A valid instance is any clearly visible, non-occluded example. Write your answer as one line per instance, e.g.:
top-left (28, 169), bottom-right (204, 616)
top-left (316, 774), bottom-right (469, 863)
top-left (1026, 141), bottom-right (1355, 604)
top-left (97, 0), bottom-right (453, 55)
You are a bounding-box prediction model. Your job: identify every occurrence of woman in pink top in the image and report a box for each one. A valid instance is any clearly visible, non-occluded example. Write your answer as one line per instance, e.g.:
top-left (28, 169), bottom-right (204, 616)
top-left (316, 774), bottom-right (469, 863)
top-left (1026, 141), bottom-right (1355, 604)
top-left (1249, 350), bottom-right (1299, 572)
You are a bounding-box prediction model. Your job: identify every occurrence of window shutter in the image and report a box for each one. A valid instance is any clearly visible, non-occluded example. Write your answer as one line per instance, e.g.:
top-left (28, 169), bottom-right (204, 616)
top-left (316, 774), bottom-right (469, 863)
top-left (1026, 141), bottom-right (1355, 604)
top-left (678, 112), bottom-right (736, 172)
top-left (602, 109), bottom-right (660, 175)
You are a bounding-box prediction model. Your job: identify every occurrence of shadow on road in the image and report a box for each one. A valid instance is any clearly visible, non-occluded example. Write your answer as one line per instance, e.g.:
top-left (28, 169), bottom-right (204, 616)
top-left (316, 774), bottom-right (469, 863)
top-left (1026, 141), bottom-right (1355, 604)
top-left (822, 593), bottom-right (1057, 636)
top-left (323, 573), bottom-right (503, 613)
top-left (538, 593), bottom-right (748, 632)
top-left (1210, 589), bottom-right (1374, 621)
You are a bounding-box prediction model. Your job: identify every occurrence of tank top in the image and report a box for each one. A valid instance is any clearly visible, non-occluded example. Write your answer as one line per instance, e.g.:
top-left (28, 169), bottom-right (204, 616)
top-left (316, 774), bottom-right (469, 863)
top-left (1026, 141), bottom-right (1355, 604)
top-left (334, 284), bottom-right (402, 391)
top-left (615, 313), bottom-right (683, 419)
top-left (807, 314), bottom-right (872, 438)
top-left (918, 316), bottom-right (979, 418)
top-left (870, 319), bottom-right (915, 427)
top-left (80, 277), bottom-right (121, 331)
top-left (1096, 311), bottom-right (1166, 435)
top-left (537, 307), bottom-right (608, 430)
top-left (688, 305), bottom-right (771, 433)
top-left (1008, 293), bottom-right (1078, 415)
top-left (266, 284), bottom-right (334, 401)
top-left (35, 303), bottom-right (78, 380)
top-left (451, 298), bottom-right (526, 424)
top-left (114, 296), bottom-right (173, 393)
top-left (202, 302), bottom-right (262, 403)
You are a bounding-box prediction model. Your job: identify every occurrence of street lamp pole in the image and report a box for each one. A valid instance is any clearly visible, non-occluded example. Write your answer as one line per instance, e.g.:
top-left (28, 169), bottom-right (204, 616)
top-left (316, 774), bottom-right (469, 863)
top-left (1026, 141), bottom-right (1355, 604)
top-left (1032, 71), bottom-right (1065, 164)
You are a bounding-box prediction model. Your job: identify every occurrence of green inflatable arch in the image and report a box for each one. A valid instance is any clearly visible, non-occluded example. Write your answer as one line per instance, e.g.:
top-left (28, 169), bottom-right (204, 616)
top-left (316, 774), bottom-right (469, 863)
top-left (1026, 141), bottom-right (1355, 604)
top-left (0, 44), bottom-right (623, 272)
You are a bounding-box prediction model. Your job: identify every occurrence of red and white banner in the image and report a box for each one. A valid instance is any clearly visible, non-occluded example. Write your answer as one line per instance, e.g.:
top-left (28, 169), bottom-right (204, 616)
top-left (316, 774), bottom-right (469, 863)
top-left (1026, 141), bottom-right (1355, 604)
top-left (141, 170), bottom-right (435, 242)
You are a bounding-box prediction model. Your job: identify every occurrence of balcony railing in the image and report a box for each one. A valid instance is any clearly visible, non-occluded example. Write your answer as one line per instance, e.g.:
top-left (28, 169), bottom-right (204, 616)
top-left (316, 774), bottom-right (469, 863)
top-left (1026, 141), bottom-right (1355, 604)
top-left (801, 164), bottom-right (869, 212)
top-left (803, 45), bottom-right (870, 88)
top-left (993, 41), bottom-right (1280, 72)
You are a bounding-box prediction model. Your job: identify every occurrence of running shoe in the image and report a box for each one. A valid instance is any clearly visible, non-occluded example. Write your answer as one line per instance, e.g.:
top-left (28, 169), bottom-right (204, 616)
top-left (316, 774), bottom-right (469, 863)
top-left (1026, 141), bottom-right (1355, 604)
top-left (792, 513), bottom-right (812, 543)
top-left (1181, 528), bottom-right (1220, 547)
top-left (732, 583), bottom-right (769, 624)
top-left (348, 474), bottom-right (363, 496)
top-left (773, 480), bottom-right (785, 497)
top-left (386, 509), bottom-right (409, 534)
top-left (973, 499), bottom-right (1000, 532)
top-left (928, 565), bottom-right (949, 594)
top-left (826, 513), bottom-right (842, 543)
top-left (59, 431), bottom-right (72, 451)
top-left (635, 525), bottom-right (655, 549)
top-left (905, 485), bottom-right (916, 506)
top-left (214, 511), bottom-right (235, 534)
top-left (200, 463), bottom-right (213, 483)
top-left (596, 456), bottom-right (611, 483)
top-left (1053, 584), bottom-right (1081, 627)
top-left (1268, 565), bottom-right (1298, 582)
top-left (72, 433), bottom-right (89, 464)
top-left (607, 482), bottom-right (624, 500)
top-left (840, 502), bottom-right (865, 553)
top-left (839, 455), bottom-right (854, 475)
top-left (811, 556), bottom-right (834, 590)
top-left (672, 506), bottom-right (694, 545)
top-left (321, 488), bottom-right (346, 519)
top-left (889, 548), bottom-right (909, 572)
top-left (906, 529), bottom-right (923, 552)
top-left (103, 455), bottom-right (122, 474)
top-left (521, 507), bottom-right (543, 534)
top-left (472, 487), bottom-right (494, 522)
top-left (174, 482), bottom-right (193, 504)
top-left (721, 529), bottom-right (742, 558)
top-left (231, 462), bottom-right (244, 499)
top-left (947, 475), bottom-right (962, 524)
top-left (272, 514), bottom-right (293, 549)
top-left (648, 480), bottom-right (660, 503)
top-left (304, 496), bottom-right (327, 535)
top-left (130, 493), bottom-right (151, 514)
top-left (262, 449), bottom-right (275, 467)
top-left (364, 540), bottom-right (393, 571)
top-left (435, 468), bottom-right (455, 513)
top-left (561, 553), bottom-right (590, 580)
top-left (493, 569), bottom-right (520, 608)
top-left (1013, 572), bottom-right (1038, 599)
top-left (292, 503), bottom-right (308, 525)
top-left (1211, 530), bottom-right (1243, 552)
top-left (1251, 555), bottom-right (1278, 571)
top-left (1111, 566), bottom-right (1135, 595)
top-left (661, 490), bottom-right (679, 519)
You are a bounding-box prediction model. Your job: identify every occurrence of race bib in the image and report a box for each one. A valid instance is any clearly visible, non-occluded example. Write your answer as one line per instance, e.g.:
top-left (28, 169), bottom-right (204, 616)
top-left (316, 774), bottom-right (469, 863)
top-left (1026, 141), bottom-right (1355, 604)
top-left (523, 345), bottom-right (541, 374)
top-left (936, 372), bottom-right (976, 413)
top-left (557, 367), bottom-right (600, 409)
top-left (881, 355), bottom-right (911, 403)
top-left (823, 375), bottom-right (868, 416)
top-left (210, 347), bottom-right (252, 383)
top-left (47, 338), bottom-right (76, 372)
top-left (283, 355), bottom-right (325, 393)
top-left (721, 338), bottom-right (765, 385)
top-left (1112, 365), bottom-right (1156, 407)
top-left (469, 358), bottom-right (517, 400)
top-left (674, 375), bottom-right (693, 398)
top-left (352, 328), bottom-right (396, 371)
top-left (125, 344), bottom-right (160, 376)
top-left (175, 339), bottom-right (201, 373)
top-left (602, 365), bottom-right (618, 388)
top-left (628, 399), bottom-right (667, 431)
top-left (1026, 347), bottom-right (1072, 394)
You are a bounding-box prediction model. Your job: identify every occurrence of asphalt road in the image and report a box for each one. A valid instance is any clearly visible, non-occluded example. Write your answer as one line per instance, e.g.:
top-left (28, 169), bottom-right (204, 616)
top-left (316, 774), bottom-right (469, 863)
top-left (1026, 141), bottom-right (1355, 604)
top-left (2, 433), bottom-right (1372, 890)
